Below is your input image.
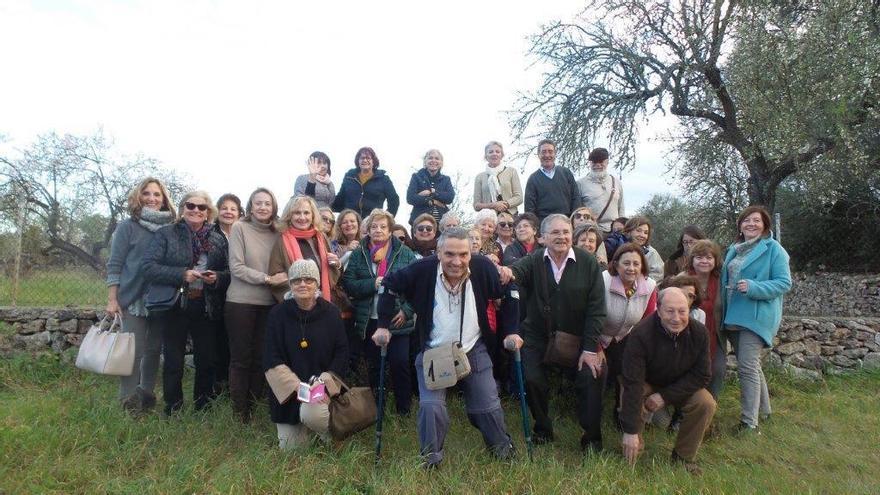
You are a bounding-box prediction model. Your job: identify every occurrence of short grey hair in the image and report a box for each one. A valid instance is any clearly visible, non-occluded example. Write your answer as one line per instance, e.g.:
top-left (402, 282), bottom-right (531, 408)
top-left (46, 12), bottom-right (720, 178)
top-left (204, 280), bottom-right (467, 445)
top-left (657, 287), bottom-right (686, 307)
top-left (540, 213), bottom-right (571, 235)
top-left (474, 208), bottom-right (498, 225)
top-left (437, 226), bottom-right (470, 250)
top-left (439, 211), bottom-right (460, 231)
top-left (484, 140), bottom-right (504, 155)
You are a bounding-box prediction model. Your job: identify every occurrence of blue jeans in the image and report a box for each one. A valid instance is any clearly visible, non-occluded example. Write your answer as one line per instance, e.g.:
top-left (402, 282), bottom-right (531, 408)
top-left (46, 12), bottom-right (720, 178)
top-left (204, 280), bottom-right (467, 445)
top-left (728, 327), bottom-right (771, 427)
top-left (415, 340), bottom-right (512, 465)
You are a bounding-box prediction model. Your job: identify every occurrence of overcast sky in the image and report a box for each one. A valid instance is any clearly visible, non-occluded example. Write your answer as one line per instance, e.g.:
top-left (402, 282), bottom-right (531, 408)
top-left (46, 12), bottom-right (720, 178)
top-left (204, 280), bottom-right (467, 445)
top-left (1, 0), bottom-right (678, 220)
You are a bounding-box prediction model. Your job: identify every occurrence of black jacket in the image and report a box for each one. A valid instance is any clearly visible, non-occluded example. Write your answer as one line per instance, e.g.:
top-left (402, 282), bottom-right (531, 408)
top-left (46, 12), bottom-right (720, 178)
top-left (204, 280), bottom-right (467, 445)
top-left (620, 313), bottom-right (711, 435)
top-left (142, 222), bottom-right (230, 320)
top-left (377, 254), bottom-right (519, 354)
top-left (331, 168), bottom-right (400, 219)
top-left (263, 298), bottom-right (349, 424)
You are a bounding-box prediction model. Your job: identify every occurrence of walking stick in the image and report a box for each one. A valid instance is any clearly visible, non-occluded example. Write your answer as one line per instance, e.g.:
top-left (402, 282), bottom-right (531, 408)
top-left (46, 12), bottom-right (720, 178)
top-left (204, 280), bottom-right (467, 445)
top-left (374, 335), bottom-right (389, 464)
top-left (505, 340), bottom-right (533, 461)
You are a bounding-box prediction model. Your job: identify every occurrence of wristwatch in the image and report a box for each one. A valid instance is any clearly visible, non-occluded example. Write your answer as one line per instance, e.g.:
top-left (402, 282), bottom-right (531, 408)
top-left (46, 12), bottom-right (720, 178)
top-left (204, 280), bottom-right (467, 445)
top-left (264, 275), bottom-right (271, 285)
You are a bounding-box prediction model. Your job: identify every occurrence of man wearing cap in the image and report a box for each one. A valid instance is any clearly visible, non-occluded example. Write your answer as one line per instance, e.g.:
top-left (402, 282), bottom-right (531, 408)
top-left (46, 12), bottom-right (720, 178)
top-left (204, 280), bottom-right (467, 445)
top-left (371, 227), bottom-right (520, 469)
top-left (577, 147), bottom-right (625, 234)
top-left (263, 259), bottom-right (349, 450)
top-left (619, 287), bottom-right (715, 475)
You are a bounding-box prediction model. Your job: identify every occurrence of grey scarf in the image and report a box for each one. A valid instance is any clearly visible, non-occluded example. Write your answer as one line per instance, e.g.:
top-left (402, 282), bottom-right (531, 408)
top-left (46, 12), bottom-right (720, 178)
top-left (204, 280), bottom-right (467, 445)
top-left (137, 208), bottom-right (174, 232)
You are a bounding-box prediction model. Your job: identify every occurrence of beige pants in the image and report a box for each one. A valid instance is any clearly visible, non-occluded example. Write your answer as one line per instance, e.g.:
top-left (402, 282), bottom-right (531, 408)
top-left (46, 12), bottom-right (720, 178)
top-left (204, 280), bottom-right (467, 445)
top-left (276, 402), bottom-right (330, 450)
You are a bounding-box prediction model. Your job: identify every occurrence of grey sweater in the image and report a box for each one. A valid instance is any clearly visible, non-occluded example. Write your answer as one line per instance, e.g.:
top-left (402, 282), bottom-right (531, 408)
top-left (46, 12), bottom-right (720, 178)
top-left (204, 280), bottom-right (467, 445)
top-left (106, 219), bottom-right (158, 309)
top-left (293, 174), bottom-right (336, 209)
top-left (226, 219), bottom-right (280, 306)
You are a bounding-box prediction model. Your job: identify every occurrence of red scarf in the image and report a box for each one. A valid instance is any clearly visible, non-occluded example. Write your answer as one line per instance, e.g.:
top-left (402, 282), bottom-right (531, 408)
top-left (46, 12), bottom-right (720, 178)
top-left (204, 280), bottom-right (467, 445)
top-left (369, 239), bottom-right (391, 277)
top-left (281, 227), bottom-right (332, 301)
top-left (694, 271), bottom-right (720, 357)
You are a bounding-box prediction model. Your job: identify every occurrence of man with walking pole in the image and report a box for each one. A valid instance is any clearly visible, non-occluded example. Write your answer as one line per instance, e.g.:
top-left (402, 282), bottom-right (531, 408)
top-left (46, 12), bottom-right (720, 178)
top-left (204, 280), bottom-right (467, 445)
top-left (372, 227), bottom-right (520, 469)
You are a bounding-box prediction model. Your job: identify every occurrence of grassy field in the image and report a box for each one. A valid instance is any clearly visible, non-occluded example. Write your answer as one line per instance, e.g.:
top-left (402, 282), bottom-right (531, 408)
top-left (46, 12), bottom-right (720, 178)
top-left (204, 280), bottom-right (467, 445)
top-left (0, 269), bottom-right (106, 307)
top-left (0, 348), bottom-right (878, 494)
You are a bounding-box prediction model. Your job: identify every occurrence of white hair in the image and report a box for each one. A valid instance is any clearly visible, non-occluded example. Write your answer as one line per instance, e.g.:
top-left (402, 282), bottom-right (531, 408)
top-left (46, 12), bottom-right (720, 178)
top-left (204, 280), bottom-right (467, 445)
top-left (474, 208), bottom-right (498, 225)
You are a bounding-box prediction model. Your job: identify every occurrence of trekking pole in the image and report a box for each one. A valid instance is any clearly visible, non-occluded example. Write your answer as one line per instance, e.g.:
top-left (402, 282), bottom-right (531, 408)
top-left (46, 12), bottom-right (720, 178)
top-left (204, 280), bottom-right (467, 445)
top-left (505, 340), bottom-right (533, 461)
top-left (374, 335), bottom-right (389, 464)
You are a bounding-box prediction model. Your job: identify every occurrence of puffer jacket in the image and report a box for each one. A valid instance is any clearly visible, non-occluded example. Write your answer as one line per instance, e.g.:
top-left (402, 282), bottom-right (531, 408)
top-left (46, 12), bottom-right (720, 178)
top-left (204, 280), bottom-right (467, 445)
top-left (406, 168), bottom-right (454, 225)
top-left (331, 168), bottom-right (400, 220)
top-left (342, 236), bottom-right (416, 338)
top-left (142, 221), bottom-right (230, 320)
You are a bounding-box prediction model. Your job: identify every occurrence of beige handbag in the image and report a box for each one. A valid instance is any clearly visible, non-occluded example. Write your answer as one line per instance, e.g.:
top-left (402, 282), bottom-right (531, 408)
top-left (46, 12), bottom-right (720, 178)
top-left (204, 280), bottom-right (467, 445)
top-left (75, 314), bottom-right (135, 376)
top-left (327, 374), bottom-right (377, 441)
top-left (422, 280), bottom-right (472, 390)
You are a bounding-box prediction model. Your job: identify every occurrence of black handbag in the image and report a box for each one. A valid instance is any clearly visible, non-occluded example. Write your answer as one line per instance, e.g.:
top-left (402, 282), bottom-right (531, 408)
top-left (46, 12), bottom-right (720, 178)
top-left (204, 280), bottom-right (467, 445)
top-left (144, 284), bottom-right (186, 312)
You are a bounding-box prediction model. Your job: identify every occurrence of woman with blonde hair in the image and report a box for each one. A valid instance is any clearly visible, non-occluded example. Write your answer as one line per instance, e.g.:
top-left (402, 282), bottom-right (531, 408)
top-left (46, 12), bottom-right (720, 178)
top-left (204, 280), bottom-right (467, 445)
top-left (225, 187), bottom-right (285, 422)
top-left (473, 141), bottom-right (523, 215)
top-left (143, 190), bottom-right (229, 415)
top-left (330, 208), bottom-right (362, 268)
top-left (106, 176), bottom-right (176, 414)
top-left (406, 149), bottom-right (455, 225)
top-left (268, 196), bottom-right (340, 303)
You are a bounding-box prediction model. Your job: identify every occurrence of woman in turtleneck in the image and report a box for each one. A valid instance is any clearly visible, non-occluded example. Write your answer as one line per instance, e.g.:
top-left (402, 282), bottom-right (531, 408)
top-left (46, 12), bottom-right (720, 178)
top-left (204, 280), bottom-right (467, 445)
top-left (407, 149), bottom-right (454, 226)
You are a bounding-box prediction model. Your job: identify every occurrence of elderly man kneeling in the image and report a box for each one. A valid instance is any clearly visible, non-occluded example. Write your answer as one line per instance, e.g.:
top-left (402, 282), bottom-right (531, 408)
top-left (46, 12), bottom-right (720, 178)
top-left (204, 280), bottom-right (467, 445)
top-left (263, 259), bottom-right (349, 450)
top-left (619, 287), bottom-right (716, 475)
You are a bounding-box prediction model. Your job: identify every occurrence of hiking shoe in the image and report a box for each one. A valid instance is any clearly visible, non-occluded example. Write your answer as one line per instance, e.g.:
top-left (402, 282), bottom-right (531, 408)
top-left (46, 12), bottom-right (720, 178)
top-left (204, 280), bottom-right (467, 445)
top-left (734, 421), bottom-right (760, 436)
top-left (671, 451), bottom-right (703, 476)
top-left (579, 434), bottom-right (603, 455)
top-left (493, 442), bottom-right (516, 461)
top-left (532, 430), bottom-right (555, 445)
top-left (138, 388), bottom-right (157, 412)
top-left (121, 393), bottom-right (141, 415)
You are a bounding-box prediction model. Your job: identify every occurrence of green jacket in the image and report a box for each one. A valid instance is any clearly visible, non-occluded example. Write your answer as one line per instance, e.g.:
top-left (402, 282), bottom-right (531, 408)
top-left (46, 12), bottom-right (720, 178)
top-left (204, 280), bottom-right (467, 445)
top-left (342, 236), bottom-right (417, 338)
top-left (510, 247), bottom-right (606, 352)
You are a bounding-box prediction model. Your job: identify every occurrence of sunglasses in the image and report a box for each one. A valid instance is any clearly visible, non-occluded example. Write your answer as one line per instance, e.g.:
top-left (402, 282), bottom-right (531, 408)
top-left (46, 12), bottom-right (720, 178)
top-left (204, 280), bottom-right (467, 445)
top-left (498, 222), bottom-right (513, 228)
top-left (290, 277), bottom-right (317, 285)
top-left (185, 202), bottom-right (208, 211)
top-left (322, 217), bottom-right (335, 225)
top-left (416, 225), bottom-right (434, 232)
top-left (396, 236), bottom-right (406, 242)
top-left (574, 213), bottom-right (592, 220)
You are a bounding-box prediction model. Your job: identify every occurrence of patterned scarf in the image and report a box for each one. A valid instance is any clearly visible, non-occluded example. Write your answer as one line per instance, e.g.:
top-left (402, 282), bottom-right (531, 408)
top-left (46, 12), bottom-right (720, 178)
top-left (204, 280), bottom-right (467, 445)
top-left (358, 170), bottom-right (373, 185)
top-left (281, 227), bottom-right (332, 301)
top-left (190, 223), bottom-right (212, 265)
top-left (485, 165), bottom-right (504, 201)
top-left (370, 239), bottom-right (391, 277)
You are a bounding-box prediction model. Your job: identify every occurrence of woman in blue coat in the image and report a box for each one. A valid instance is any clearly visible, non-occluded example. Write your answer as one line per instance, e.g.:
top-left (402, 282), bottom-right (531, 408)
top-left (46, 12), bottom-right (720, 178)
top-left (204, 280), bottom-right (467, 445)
top-left (331, 146), bottom-right (399, 220)
top-left (406, 149), bottom-right (455, 226)
top-left (721, 205), bottom-right (792, 432)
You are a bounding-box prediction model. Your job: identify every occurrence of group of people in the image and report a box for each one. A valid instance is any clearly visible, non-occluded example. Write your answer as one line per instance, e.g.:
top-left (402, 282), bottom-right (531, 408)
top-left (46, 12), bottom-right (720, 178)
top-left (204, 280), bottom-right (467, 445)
top-left (105, 140), bottom-right (792, 474)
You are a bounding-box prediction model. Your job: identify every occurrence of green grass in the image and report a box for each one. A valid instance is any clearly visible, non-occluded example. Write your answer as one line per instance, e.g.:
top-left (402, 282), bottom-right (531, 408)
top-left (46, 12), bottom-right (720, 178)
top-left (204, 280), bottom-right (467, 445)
top-left (1, 353), bottom-right (879, 494)
top-left (0, 269), bottom-right (105, 307)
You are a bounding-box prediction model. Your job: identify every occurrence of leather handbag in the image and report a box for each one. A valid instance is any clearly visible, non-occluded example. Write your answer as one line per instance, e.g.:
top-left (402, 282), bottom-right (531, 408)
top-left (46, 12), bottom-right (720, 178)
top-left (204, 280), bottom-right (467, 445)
top-left (144, 283), bottom-right (186, 312)
top-left (536, 255), bottom-right (582, 368)
top-left (75, 314), bottom-right (135, 376)
top-left (328, 375), bottom-right (377, 441)
top-left (422, 280), bottom-right (471, 390)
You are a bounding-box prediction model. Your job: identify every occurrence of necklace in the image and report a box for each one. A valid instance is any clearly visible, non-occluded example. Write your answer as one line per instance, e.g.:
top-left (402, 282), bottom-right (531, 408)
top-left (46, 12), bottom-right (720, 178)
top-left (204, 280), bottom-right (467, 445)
top-left (297, 309), bottom-right (311, 349)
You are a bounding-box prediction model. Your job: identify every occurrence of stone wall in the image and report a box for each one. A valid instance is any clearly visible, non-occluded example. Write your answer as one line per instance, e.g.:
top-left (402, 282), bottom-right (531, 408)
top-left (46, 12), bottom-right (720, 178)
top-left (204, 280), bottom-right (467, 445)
top-left (2, 306), bottom-right (879, 380)
top-left (784, 272), bottom-right (880, 317)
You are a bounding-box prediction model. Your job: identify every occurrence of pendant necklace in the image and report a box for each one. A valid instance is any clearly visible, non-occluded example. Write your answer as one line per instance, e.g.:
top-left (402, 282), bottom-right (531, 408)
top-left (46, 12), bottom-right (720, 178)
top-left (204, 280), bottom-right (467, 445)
top-left (298, 312), bottom-right (309, 349)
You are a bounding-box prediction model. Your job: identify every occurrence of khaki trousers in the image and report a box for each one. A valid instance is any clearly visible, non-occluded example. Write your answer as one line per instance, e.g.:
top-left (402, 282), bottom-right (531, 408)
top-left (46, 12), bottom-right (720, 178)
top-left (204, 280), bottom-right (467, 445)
top-left (276, 402), bottom-right (330, 450)
top-left (640, 384), bottom-right (716, 461)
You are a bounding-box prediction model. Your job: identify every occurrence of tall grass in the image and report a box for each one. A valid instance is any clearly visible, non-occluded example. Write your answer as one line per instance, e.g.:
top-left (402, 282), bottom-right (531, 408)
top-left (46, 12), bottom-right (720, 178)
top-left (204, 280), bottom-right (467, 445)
top-left (1, 352), bottom-right (878, 494)
top-left (0, 269), bottom-right (105, 306)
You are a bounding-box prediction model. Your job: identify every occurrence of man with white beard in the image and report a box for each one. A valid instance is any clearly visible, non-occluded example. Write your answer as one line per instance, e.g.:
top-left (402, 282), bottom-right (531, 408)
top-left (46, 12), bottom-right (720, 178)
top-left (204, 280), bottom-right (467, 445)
top-left (577, 148), bottom-right (625, 234)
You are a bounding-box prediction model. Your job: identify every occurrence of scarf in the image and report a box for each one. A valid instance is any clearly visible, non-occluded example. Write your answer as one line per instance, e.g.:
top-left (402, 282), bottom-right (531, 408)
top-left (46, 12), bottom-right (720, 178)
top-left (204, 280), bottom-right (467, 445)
top-left (137, 208), bottom-right (174, 232)
top-left (727, 236), bottom-right (761, 284)
top-left (358, 170), bottom-right (374, 185)
top-left (485, 165), bottom-right (505, 201)
top-left (369, 239), bottom-right (391, 277)
top-left (696, 272), bottom-right (720, 357)
top-left (409, 238), bottom-right (437, 257)
top-left (189, 223), bottom-right (213, 265)
top-left (281, 227), bottom-right (332, 301)
top-left (524, 241), bottom-right (536, 254)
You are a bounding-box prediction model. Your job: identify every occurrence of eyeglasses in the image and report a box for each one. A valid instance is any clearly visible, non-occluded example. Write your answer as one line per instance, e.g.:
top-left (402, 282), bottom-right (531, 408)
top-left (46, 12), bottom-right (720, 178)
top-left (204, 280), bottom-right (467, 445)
top-left (396, 236), bottom-right (406, 242)
top-left (290, 278), bottom-right (317, 286)
top-left (416, 225), bottom-right (434, 233)
top-left (574, 213), bottom-right (593, 220)
top-left (322, 217), bottom-right (335, 225)
top-left (498, 222), bottom-right (513, 228)
top-left (185, 202), bottom-right (208, 211)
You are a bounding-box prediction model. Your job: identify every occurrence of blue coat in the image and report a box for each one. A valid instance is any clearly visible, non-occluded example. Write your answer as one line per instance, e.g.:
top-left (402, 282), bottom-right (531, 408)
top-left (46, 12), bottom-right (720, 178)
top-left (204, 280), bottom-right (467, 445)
top-left (406, 168), bottom-right (454, 225)
top-left (720, 236), bottom-right (792, 346)
top-left (331, 168), bottom-right (400, 220)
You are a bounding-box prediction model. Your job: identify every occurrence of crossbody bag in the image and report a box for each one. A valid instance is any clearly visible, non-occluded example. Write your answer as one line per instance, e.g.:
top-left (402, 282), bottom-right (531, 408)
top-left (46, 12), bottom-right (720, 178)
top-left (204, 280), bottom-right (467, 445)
top-left (422, 279), bottom-right (472, 390)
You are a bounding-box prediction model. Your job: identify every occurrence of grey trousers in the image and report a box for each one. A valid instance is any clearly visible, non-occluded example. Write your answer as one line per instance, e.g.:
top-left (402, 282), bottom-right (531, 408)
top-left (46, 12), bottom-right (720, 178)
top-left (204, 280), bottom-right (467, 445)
top-left (728, 328), bottom-right (772, 427)
top-left (118, 310), bottom-right (163, 401)
top-left (415, 340), bottom-right (511, 465)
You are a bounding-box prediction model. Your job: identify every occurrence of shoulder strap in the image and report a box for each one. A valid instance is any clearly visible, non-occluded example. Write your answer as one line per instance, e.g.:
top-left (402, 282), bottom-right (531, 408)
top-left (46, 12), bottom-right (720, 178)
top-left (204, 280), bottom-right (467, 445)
top-left (536, 255), bottom-right (553, 334)
top-left (596, 175), bottom-right (616, 223)
top-left (459, 279), bottom-right (468, 343)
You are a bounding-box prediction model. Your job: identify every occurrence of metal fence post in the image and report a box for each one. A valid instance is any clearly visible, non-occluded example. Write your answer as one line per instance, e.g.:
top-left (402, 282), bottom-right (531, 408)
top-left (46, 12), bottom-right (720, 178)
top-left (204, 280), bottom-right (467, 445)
top-left (774, 212), bottom-right (782, 244)
top-left (11, 189), bottom-right (27, 307)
